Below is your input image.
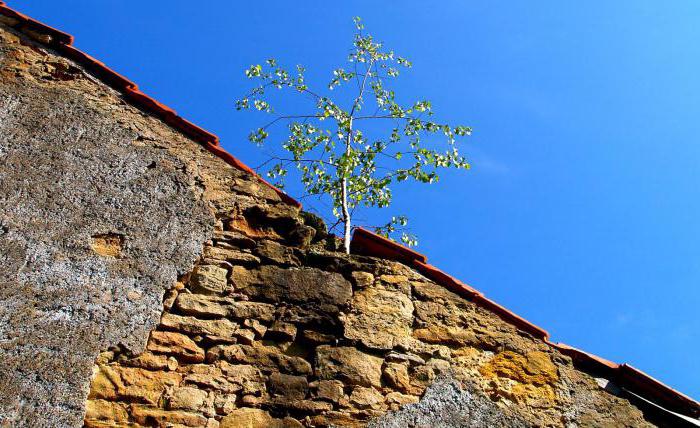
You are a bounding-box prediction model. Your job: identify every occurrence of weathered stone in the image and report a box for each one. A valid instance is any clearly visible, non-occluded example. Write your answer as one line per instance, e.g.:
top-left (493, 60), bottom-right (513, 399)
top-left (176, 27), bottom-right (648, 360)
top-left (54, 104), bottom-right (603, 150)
top-left (205, 246), bottom-right (261, 265)
top-left (341, 287), bottom-right (414, 350)
top-left (148, 331), bottom-right (205, 363)
top-left (385, 351), bottom-right (425, 366)
top-left (219, 408), bottom-right (273, 428)
top-left (384, 391), bottom-right (419, 409)
top-left (227, 216), bottom-right (282, 240)
top-left (266, 321), bottom-right (297, 342)
top-left (314, 379), bottom-right (345, 403)
top-left (244, 318), bottom-right (268, 337)
top-left (160, 313), bottom-right (241, 338)
top-left (349, 386), bottom-right (386, 410)
top-left (351, 271), bottom-right (375, 288)
top-left (123, 351), bottom-right (178, 371)
top-left (191, 265), bottom-right (229, 295)
top-left (130, 405), bottom-right (208, 427)
top-left (255, 239), bottom-right (300, 265)
top-left (301, 329), bottom-right (336, 345)
top-left (315, 346), bottom-right (383, 388)
top-left (166, 386), bottom-right (211, 414)
top-left (214, 393), bottom-right (238, 415)
top-left (299, 211), bottom-right (328, 242)
top-left (213, 230), bottom-right (257, 248)
top-left (383, 363), bottom-right (411, 393)
top-left (175, 293), bottom-right (275, 322)
top-left (208, 344), bottom-right (312, 375)
top-left (268, 372), bottom-right (309, 400)
top-left (88, 365), bottom-right (182, 405)
top-left (234, 265), bottom-right (352, 309)
top-left (84, 399), bottom-right (129, 423)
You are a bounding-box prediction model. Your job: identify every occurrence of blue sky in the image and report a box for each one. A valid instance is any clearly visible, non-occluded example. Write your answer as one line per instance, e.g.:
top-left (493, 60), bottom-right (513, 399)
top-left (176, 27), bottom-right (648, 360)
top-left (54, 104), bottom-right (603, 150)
top-left (18, 1), bottom-right (700, 398)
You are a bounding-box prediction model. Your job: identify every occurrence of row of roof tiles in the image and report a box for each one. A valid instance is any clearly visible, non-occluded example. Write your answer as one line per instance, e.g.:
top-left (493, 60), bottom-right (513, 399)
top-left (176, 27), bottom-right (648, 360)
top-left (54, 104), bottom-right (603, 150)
top-left (0, 1), bottom-right (697, 421)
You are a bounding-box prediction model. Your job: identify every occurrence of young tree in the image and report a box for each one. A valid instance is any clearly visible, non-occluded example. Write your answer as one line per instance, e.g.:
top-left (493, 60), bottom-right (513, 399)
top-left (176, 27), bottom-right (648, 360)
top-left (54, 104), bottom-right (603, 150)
top-left (236, 17), bottom-right (471, 254)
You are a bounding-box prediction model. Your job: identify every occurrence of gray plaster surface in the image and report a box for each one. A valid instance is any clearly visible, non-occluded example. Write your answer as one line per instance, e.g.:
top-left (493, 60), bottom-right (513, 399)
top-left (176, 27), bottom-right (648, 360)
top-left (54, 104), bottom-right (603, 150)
top-left (0, 56), bottom-right (213, 426)
top-left (369, 378), bottom-right (531, 428)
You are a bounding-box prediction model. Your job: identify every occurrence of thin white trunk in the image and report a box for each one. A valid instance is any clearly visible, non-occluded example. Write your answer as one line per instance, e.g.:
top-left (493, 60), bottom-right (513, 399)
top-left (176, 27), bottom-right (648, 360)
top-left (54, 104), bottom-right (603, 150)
top-left (341, 118), bottom-right (353, 254)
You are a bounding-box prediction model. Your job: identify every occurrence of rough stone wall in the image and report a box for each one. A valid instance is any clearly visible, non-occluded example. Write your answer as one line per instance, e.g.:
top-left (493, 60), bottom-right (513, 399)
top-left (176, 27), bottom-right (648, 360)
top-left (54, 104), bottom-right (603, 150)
top-left (0, 21), bottom-right (661, 428)
top-left (82, 224), bottom-right (654, 428)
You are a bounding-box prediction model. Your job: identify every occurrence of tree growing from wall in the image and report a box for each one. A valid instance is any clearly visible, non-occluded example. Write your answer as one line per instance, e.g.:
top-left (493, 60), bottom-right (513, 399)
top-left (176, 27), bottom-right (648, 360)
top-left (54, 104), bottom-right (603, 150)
top-left (236, 17), bottom-right (471, 254)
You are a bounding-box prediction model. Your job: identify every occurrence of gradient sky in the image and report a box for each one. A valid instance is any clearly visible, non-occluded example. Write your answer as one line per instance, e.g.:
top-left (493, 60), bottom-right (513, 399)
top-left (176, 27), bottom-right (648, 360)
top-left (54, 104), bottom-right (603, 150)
top-left (17, 1), bottom-right (700, 398)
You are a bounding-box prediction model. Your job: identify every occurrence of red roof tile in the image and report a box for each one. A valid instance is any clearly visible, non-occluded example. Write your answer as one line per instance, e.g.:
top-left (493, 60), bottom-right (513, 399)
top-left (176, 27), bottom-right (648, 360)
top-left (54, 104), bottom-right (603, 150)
top-left (1, 2), bottom-right (697, 420)
top-left (0, 2), bottom-right (298, 209)
top-left (351, 228), bottom-right (700, 419)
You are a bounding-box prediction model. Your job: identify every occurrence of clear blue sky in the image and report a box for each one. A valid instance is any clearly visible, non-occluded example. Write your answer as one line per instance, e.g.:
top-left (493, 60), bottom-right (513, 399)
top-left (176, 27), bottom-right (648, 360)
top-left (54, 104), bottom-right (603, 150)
top-left (19, 1), bottom-right (699, 398)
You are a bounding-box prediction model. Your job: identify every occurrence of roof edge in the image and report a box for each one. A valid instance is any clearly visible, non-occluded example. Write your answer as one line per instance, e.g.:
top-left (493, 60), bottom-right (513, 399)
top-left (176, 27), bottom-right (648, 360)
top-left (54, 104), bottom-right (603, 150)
top-left (0, 2), bottom-right (300, 209)
top-left (351, 227), bottom-right (700, 419)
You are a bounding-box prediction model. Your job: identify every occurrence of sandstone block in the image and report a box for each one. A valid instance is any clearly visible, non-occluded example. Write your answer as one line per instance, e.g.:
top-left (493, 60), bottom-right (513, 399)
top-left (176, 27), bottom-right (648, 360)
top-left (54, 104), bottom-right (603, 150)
top-left (148, 331), bottom-right (205, 363)
top-left (349, 386), bottom-right (385, 410)
top-left (314, 379), bottom-right (345, 403)
top-left (191, 265), bottom-right (229, 295)
top-left (130, 405), bottom-right (208, 427)
top-left (208, 344), bottom-right (312, 375)
top-left (341, 287), bottom-right (414, 350)
top-left (84, 399), bottom-right (129, 423)
top-left (315, 346), bottom-right (383, 388)
top-left (160, 313), bottom-right (240, 338)
top-left (268, 372), bottom-right (309, 401)
top-left (175, 293), bottom-right (276, 322)
top-left (266, 321), bottom-right (297, 342)
top-left (233, 265), bottom-right (352, 309)
top-left (351, 271), bottom-right (374, 288)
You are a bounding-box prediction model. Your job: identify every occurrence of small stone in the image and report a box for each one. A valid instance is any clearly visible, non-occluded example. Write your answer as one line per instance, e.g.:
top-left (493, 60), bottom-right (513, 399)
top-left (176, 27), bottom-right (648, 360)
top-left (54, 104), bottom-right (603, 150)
top-left (383, 362), bottom-right (411, 393)
top-left (130, 405), bottom-right (208, 427)
top-left (160, 313), bottom-right (241, 338)
top-left (124, 351), bottom-right (178, 371)
top-left (265, 321), bottom-right (297, 342)
top-left (166, 386), bottom-right (208, 412)
top-left (148, 331), bottom-right (205, 363)
top-left (244, 318), bottom-right (268, 337)
top-left (341, 287), bottom-right (414, 350)
top-left (214, 393), bottom-right (238, 415)
top-left (84, 399), bottom-right (129, 422)
top-left (213, 230), bottom-right (257, 248)
top-left (351, 271), bottom-right (374, 288)
top-left (255, 239), bottom-right (300, 265)
top-left (88, 365), bottom-right (182, 405)
top-left (208, 344), bottom-right (312, 375)
top-left (234, 265), bottom-right (352, 308)
top-left (268, 372), bottom-right (309, 400)
top-left (349, 386), bottom-right (385, 410)
top-left (191, 265), bottom-right (229, 295)
top-left (315, 346), bottom-right (383, 388)
top-left (219, 408), bottom-right (273, 428)
top-left (386, 351), bottom-right (426, 366)
top-left (301, 330), bottom-right (335, 345)
top-left (205, 246), bottom-right (261, 265)
top-left (314, 380), bottom-right (345, 403)
top-left (385, 391), bottom-right (419, 409)
top-left (175, 293), bottom-right (275, 322)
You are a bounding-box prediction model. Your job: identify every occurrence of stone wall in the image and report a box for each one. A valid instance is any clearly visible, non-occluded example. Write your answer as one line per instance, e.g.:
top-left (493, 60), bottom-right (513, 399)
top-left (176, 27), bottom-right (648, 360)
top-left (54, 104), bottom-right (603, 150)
top-left (0, 20), bottom-right (664, 428)
top-left (83, 211), bottom-right (654, 427)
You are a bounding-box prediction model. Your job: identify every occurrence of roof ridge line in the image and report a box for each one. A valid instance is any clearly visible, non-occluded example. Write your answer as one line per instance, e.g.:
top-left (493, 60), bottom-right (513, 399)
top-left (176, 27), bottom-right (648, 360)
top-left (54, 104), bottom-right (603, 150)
top-left (0, 2), bottom-right (300, 208)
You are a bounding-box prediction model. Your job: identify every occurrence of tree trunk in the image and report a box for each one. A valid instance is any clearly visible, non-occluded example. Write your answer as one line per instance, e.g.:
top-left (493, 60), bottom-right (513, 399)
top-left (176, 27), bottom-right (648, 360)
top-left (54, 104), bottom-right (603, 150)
top-left (341, 176), bottom-right (351, 254)
top-left (341, 118), bottom-right (353, 254)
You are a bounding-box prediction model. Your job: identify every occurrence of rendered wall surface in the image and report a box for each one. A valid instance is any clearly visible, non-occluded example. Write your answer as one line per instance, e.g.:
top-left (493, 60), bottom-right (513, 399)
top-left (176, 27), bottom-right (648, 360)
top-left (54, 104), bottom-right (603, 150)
top-left (0, 22), bottom-right (669, 428)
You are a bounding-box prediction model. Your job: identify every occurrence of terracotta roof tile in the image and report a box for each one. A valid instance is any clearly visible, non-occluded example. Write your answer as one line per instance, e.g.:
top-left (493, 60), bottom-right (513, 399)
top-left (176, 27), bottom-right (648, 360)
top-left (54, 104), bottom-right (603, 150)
top-left (0, 2), bottom-right (298, 208)
top-left (351, 228), bottom-right (700, 419)
top-left (1, 1), bottom-right (697, 420)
